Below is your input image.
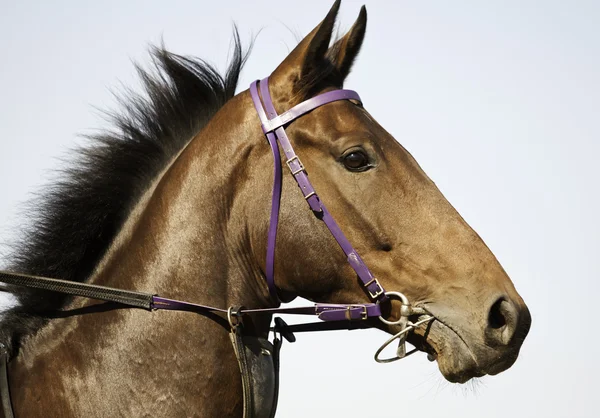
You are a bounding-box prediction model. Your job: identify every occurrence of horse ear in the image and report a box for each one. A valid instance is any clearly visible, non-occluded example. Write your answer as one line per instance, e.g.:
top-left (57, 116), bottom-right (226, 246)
top-left (270, 1), bottom-right (340, 100)
top-left (328, 5), bottom-right (367, 80)
top-left (299, 0), bottom-right (340, 80)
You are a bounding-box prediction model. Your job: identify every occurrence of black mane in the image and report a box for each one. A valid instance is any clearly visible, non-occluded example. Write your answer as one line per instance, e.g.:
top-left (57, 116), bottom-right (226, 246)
top-left (0, 34), bottom-right (246, 353)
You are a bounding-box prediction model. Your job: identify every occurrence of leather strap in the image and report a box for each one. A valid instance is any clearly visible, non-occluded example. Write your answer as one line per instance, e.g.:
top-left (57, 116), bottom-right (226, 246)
top-left (249, 82), bottom-right (283, 300)
top-left (269, 337), bottom-right (281, 418)
top-left (259, 89), bottom-right (361, 134)
top-left (0, 346), bottom-right (14, 418)
top-left (0, 271), bottom-right (153, 310)
top-left (230, 326), bottom-right (253, 416)
top-left (229, 320), bottom-right (280, 418)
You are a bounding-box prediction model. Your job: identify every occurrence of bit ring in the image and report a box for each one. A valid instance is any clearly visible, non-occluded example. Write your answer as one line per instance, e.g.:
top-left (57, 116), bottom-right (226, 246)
top-left (378, 291), bottom-right (411, 326)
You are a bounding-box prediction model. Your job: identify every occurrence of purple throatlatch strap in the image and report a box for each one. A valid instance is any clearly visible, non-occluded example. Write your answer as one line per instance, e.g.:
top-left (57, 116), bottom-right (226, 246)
top-left (249, 78), bottom-right (388, 305)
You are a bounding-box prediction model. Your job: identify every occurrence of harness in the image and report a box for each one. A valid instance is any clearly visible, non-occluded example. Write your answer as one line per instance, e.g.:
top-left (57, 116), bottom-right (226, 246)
top-left (0, 78), bottom-right (433, 418)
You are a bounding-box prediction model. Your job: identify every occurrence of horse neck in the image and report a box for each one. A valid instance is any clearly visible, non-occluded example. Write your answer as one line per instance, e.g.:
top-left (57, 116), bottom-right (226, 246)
top-left (80, 91), bottom-right (273, 333)
top-left (10, 93), bottom-right (275, 417)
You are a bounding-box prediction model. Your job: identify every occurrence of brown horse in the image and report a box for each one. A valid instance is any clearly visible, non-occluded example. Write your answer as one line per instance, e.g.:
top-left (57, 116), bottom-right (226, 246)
top-left (0, 2), bottom-right (530, 417)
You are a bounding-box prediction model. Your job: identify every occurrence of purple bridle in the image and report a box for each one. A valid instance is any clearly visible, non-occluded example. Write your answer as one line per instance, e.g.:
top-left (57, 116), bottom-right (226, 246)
top-left (249, 77), bottom-right (387, 306)
top-left (246, 77), bottom-right (434, 361)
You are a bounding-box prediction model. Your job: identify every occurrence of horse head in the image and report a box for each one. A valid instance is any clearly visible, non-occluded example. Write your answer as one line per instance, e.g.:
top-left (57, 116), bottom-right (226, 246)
top-left (253, 1), bottom-right (531, 383)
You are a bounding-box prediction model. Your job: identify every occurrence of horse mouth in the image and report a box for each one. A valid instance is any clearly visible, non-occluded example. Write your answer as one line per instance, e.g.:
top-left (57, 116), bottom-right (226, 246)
top-left (407, 317), bottom-right (483, 384)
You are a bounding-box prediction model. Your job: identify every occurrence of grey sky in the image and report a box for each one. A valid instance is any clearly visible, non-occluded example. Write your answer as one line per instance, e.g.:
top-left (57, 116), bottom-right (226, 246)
top-left (1, 1), bottom-right (598, 417)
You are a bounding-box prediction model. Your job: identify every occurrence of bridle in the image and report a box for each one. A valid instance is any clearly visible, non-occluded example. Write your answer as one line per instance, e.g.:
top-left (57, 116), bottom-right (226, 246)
top-left (251, 78), bottom-right (386, 304)
top-left (0, 76), bottom-right (434, 417)
top-left (248, 77), bottom-right (433, 361)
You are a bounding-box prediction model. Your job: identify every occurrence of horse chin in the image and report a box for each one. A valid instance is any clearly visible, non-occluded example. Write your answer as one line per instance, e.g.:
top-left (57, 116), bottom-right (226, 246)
top-left (409, 320), bottom-right (484, 384)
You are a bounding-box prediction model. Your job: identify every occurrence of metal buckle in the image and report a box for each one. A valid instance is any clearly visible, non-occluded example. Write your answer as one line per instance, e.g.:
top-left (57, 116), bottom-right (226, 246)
top-left (345, 305), bottom-right (368, 321)
top-left (365, 278), bottom-right (384, 299)
top-left (357, 305), bottom-right (368, 320)
top-left (286, 155), bottom-right (306, 176)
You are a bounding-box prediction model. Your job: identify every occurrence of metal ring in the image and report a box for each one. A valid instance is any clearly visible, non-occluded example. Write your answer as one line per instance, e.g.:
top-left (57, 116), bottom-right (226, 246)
top-left (374, 315), bottom-right (435, 363)
top-left (374, 326), bottom-right (412, 363)
top-left (378, 291), bottom-right (411, 326)
top-left (227, 306), bottom-right (243, 329)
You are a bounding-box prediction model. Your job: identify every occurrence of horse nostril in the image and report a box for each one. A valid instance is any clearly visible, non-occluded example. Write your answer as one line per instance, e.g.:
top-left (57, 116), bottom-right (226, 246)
top-left (489, 298), bottom-right (507, 329)
top-left (486, 297), bottom-right (518, 346)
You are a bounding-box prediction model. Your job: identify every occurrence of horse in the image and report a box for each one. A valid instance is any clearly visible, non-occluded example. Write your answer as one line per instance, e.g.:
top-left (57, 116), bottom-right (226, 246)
top-left (0, 1), bottom-right (531, 417)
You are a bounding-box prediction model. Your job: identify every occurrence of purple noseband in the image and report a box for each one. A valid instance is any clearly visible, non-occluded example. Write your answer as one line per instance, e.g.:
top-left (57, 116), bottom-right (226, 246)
top-left (249, 78), bottom-right (388, 305)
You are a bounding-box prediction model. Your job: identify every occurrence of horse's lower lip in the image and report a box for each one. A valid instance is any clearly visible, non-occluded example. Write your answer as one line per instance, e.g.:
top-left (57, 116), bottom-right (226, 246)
top-left (406, 324), bottom-right (438, 359)
top-left (409, 318), bottom-right (482, 383)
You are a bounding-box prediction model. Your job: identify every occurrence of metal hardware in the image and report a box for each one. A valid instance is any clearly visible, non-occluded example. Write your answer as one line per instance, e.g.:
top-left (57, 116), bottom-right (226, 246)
top-left (286, 156), bottom-right (306, 176)
top-left (304, 191), bottom-right (316, 200)
top-left (345, 306), bottom-right (352, 320)
top-left (374, 315), bottom-right (434, 363)
top-left (344, 306), bottom-right (368, 321)
top-left (378, 291), bottom-right (411, 326)
top-left (365, 278), bottom-right (384, 299)
top-left (364, 277), bottom-right (377, 287)
top-left (373, 291), bottom-right (435, 363)
top-left (354, 305), bottom-right (368, 320)
top-left (227, 306), bottom-right (243, 329)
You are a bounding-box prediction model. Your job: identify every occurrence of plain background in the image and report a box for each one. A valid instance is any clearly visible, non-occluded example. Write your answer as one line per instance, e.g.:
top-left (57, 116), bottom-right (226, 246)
top-left (0, 1), bottom-right (597, 417)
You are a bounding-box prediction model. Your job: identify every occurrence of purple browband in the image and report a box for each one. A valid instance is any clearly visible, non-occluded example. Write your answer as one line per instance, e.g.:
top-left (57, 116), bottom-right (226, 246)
top-left (249, 77), bottom-right (388, 305)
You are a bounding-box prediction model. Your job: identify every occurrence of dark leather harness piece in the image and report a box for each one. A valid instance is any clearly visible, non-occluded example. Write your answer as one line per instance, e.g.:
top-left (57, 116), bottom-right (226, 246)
top-left (0, 78), bottom-right (433, 417)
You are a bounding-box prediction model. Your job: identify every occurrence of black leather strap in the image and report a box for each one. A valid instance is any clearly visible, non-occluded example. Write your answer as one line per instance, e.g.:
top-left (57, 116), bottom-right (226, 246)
top-left (229, 315), bottom-right (280, 418)
top-left (0, 346), bottom-right (14, 418)
top-left (272, 317), bottom-right (375, 335)
top-left (230, 327), bottom-right (254, 417)
top-left (269, 337), bottom-right (281, 418)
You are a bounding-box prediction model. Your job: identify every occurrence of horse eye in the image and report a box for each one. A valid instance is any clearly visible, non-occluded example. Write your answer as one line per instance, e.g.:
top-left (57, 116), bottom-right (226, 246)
top-left (343, 151), bottom-right (370, 171)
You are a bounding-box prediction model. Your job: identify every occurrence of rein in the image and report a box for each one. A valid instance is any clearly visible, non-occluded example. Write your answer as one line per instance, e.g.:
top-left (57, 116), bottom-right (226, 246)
top-left (0, 77), bottom-right (434, 416)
